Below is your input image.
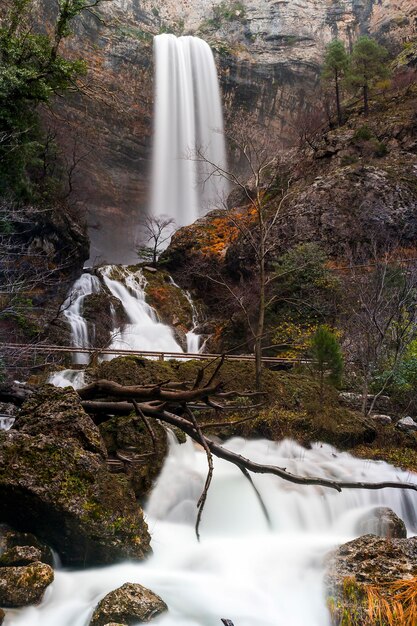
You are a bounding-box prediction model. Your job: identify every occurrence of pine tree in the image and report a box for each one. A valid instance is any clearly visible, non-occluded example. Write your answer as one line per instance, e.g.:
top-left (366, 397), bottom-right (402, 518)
top-left (348, 36), bottom-right (390, 115)
top-left (322, 39), bottom-right (350, 126)
top-left (311, 325), bottom-right (343, 402)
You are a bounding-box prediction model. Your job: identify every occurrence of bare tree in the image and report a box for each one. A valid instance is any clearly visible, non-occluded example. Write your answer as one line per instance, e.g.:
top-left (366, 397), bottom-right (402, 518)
top-left (193, 118), bottom-right (296, 389)
top-left (137, 215), bottom-right (176, 264)
top-left (342, 251), bottom-right (417, 415)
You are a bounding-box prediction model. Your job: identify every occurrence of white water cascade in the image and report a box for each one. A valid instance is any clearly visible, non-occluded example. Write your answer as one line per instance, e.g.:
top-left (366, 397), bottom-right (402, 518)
top-left (6, 436), bottom-right (417, 626)
top-left (151, 34), bottom-right (229, 227)
top-left (99, 266), bottom-right (183, 354)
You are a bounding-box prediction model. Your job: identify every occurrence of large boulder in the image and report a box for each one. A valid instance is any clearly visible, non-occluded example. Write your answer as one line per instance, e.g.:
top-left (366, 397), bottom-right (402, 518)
top-left (89, 583), bottom-right (168, 626)
top-left (0, 386), bottom-right (151, 566)
top-left (0, 562), bottom-right (54, 607)
top-left (326, 534), bottom-right (417, 626)
top-left (355, 507), bottom-right (407, 539)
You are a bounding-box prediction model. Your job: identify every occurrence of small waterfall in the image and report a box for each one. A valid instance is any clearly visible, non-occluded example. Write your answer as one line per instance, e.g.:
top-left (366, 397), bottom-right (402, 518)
top-left (7, 437), bottom-right (417, 626)
top-left (99, 266), bottom-right (183, 354)
top-left (151, 34), bottom-right (229, 227)
top-left (62, 273), bottom-right (101, 365)
top-left (0, 415), bottom-right (15, 431)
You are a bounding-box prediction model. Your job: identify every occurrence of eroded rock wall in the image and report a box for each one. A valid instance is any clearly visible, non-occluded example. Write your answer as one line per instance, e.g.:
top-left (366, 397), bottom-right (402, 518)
top-left (36, 0), bottom-right (416, 260)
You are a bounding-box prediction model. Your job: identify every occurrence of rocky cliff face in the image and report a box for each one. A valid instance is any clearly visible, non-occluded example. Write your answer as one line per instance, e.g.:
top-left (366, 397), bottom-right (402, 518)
top-left (38, 0), bottom-right (416, 260)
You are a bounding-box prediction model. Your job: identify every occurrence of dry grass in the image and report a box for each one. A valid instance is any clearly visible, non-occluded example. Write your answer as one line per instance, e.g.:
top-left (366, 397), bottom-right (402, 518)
top-left (328, 576), bottom-right (417, 626)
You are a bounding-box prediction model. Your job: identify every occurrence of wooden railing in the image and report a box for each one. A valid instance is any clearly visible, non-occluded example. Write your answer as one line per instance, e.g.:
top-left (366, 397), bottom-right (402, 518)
top-left (1, 343), bottom-right (311, 366)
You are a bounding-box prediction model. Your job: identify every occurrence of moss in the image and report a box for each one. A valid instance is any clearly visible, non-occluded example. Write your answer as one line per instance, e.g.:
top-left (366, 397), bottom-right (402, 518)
top-left (142, 267), bottom-right (193, 330)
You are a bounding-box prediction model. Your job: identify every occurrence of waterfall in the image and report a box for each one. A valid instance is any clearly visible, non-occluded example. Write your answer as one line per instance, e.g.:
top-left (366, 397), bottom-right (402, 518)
top-left (7, 437), bottom-right (417, 626)
top-left (61, 273), bottom-right (102, 365)
top-left (99, 266), bottom-right (183, 354)
top-left (151, 34), bottom-right (229, 227)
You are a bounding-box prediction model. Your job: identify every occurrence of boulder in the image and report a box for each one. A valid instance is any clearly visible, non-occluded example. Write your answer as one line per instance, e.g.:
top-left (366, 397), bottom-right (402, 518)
top-left (356, 507), bottom-right (407, 539)
top-left (0, 545), bottom-right (45, 567)
top-left (396, 416), bottom-right (417, 431)
top-left (370, 414), bottom-right (392, 425)
top-left (326, 535), bottom-right (417, 625)
top-left (326, 535), bottom-right (417, 591)
top-left (0, 562), bottom-right (54, 607)
top-left (0, 387), bottom-right (151, 566)
top-left (0, 527), bottom-right (54, 566)
top-left (89, 582), bottom-right (167, 626)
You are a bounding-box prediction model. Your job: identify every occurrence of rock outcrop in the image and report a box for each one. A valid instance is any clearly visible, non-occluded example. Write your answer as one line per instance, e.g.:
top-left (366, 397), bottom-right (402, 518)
top-left (89, 582), bottom-right (167, 626)
top-left (0, 386), bottom-right (152, 566)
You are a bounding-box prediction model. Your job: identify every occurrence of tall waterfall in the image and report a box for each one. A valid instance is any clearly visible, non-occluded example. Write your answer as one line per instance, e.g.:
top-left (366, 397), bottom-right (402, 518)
top-left (151, 34), bottom-right (229, 227)
top-left (7, 437), bottom-right (417, 626)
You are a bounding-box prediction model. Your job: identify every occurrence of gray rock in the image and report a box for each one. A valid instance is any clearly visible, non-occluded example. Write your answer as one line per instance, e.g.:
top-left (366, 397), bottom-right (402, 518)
top-left (0, 545), bottom-right (44, 567)
top-left (370, 414), bottom-right (392, 425)
top-left (0, 527), bottom-right (54, 567)
top-left (356, 507), bottom-right (407, 539)
top-left (326, 535), bottom-right (417, 591)
top-left (0, 562), bottom-right (54, 607)
top-left (89, 582), bottom-right (168, 626)
top-left (396, 416), bottom-right (417, 431)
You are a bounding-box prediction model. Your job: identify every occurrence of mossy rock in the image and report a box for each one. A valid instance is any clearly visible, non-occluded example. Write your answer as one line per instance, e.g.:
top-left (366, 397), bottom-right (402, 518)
top-left (99, 414), bottom-right (168, 498)
top-left (89, 582), bottom-right (167, 626)
top-left (0, 561), bottom-right (54, 607)
top-left (0, 387), bottom-right (151, 566)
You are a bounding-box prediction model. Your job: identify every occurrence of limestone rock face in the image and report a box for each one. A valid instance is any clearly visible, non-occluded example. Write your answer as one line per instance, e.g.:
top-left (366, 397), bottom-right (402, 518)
top-left (89, 582), bottom-right (168, 626)
top-left (0, 387), bottom-right (151, 566)
top-left (34, 0), bottom-right (416, 260)
top-left (0, 562), bottom-right (54, 608)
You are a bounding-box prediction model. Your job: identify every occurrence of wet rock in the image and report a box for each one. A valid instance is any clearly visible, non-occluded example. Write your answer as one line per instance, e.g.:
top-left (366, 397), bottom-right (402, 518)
top-left (0, 387), bottom-right (151, 567)
top-left (0, 527), bottom-right (54, 566)
top-left (356, 507), bottom-right (407, 539)
top-left (0, 608), bottom-right (5, 624)
top-left (397, 416), bottom-right (417, 431)
top-left (0, 545), bottom-right (45, 567)
top-left (370, 414), bottom-right (392, 425)
top-left (89, 582), bottom-right (167, 626)
top-left (99, 414), bottom-right (167, 498)
top-left (326, 534), bottom-right (417, 591)
top-left (15, 385), bottom-right (106, 456)
top-left (0, 562), bottom-right (54, 607)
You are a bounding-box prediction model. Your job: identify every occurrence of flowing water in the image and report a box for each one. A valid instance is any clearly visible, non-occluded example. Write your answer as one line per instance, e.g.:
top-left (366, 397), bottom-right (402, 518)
top-left (48, 265), bottom-right (196, 388)
top-left (5, 436), bottom-right (417, 626)
top-left (151, 34), bottom-right (228, 227)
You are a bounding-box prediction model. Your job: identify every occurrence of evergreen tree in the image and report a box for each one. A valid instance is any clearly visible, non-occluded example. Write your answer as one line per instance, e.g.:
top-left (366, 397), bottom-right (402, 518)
top-left (0, 0), bottom-right (103, 199)
top-left (322, 39), bottom-right (350, 126)
top-left (311, 325), bottom-right (343, 401)
top-left (348, 36), bottom-right (390, 115)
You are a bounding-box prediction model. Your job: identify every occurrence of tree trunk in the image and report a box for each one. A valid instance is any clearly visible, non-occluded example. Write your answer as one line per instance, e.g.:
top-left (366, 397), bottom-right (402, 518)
top-left (335, 70), bottom-right (343, 126)
top-left (255, 220), bottom-right (266, 391)
top-left (363, 83), bottom-right (369, 116)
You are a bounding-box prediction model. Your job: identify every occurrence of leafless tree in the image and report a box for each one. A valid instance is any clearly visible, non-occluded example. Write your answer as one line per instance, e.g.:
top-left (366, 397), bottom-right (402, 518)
top-left (342, 250), bottom-right (417, 415)
top-left (193, 117), bottom-right (296, 389)
top-left (137, 215), bottom-right (176, 264)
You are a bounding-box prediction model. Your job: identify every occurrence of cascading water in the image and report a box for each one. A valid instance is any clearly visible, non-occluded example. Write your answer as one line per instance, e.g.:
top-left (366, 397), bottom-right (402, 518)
top-left (48, 266), bottom-right (194, 388)
top-left (6, 436), bottom-right (417, 626)
top-left (61, 273), bottom-right (102, 365)
top-left (151, 34), bottom-right (229, 227)
top-left (99, 266), bottom-right (183, 354)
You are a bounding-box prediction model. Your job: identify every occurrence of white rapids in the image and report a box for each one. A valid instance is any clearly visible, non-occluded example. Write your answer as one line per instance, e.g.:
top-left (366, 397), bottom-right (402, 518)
top-left (151, 34), bottom-right (229, 227)
top-left (5, 436), bottom-right (417, 626)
